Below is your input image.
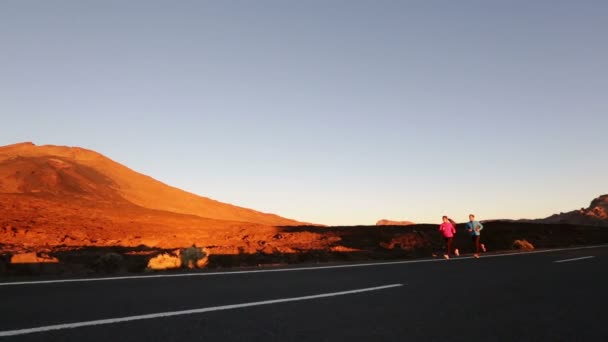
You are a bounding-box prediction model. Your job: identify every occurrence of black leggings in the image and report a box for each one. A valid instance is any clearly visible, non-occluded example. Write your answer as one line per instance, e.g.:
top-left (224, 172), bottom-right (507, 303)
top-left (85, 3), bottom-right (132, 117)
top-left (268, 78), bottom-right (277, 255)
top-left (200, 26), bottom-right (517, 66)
top-left (471, 235), bottom-right (481, 253)
top-left (445, 237), bottom-right (453, 255)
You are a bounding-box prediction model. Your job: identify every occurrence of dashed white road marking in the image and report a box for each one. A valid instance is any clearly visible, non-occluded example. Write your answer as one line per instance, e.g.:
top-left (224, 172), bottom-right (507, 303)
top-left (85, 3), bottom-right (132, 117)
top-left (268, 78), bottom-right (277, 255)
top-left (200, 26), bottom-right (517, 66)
top-left (1, 244), bottom-right (607, 287)
top-left (554, 256), bottom-right (595, 263)
top-left (0, 284), bottom-right (403, 337)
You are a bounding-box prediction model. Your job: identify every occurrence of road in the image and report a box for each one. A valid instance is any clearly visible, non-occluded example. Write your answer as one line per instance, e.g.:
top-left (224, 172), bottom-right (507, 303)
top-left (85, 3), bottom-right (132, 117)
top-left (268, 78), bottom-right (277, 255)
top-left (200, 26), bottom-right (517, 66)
top-left (1, 246), bottom-right (607, 341)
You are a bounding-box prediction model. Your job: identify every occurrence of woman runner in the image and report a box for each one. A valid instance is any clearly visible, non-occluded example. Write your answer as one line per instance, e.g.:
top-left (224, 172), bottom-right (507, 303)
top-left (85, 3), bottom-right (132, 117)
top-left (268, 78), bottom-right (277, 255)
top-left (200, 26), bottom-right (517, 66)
top-left (439, 216), bottom-right (459, 259)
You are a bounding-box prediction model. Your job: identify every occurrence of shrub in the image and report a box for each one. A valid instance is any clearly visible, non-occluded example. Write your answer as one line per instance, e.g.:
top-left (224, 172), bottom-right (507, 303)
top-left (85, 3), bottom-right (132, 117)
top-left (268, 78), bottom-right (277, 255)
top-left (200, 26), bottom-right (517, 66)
top-left (94, 253), bottom-right (124, 273)
top-left (512, 239), bottom-right (534, 251)
top-left (181, 246), bottom-right (208, 269)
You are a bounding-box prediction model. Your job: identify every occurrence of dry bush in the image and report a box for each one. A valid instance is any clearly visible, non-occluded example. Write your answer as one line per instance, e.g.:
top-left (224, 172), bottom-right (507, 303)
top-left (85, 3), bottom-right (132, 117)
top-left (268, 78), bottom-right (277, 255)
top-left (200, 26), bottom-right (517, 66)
top-left (10, 252), bottom-right (59, 264)
top-left (146, 246), bottom-right (209, 271)
top-left (512, 239), bottom-right (535, 250)
top-left (147, 252), bottom-right (181, 270)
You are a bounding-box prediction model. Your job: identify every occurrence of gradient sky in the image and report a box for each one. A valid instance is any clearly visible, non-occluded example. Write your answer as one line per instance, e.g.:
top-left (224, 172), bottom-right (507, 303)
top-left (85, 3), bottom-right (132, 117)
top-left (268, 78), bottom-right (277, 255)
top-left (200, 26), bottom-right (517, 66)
top-left (1, 0), bottom-right (607, 225)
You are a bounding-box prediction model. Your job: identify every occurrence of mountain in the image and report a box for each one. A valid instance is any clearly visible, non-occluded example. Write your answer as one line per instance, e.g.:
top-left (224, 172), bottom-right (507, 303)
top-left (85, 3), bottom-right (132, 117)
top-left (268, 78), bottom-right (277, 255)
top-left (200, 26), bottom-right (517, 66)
top-left (0, 142), bottom-right (304, 226)
top-left (534, 195), bottom-right (608, 226)
top-left (0, 142), bottom-right (320, 255)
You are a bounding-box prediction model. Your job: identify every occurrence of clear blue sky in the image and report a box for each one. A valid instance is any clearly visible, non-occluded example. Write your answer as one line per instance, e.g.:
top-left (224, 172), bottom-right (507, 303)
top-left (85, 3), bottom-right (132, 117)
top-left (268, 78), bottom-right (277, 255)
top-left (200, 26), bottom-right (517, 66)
top-left (1, 1), bottom-right (607, 225)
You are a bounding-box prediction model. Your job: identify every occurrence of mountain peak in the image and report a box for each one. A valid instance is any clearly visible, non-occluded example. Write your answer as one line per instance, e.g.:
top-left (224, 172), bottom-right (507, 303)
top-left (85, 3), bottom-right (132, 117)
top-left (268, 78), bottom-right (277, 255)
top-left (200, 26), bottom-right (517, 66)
top-left (590, 194), bottom-right (608, 207)
top-left (0, 142), bottom-right (36, 151)
top-left (0, 142), bottom-right (103, 160)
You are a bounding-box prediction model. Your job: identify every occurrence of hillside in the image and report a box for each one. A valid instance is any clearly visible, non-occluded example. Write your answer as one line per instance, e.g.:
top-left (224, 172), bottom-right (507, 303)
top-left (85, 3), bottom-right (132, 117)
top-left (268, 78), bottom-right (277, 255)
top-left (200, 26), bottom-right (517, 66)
top-left (0, 142), bottom-right (305, 226)
top-left (0, 142), bottom-right (328, 259)
top-left (534, 195), bottom-right (608, 227)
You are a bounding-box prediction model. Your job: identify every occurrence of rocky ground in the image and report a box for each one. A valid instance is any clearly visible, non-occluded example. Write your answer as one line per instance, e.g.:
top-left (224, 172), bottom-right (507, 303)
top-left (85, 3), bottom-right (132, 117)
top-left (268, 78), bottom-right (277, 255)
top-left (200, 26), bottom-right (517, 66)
top-left (2, 221), bottom-right (607, 278)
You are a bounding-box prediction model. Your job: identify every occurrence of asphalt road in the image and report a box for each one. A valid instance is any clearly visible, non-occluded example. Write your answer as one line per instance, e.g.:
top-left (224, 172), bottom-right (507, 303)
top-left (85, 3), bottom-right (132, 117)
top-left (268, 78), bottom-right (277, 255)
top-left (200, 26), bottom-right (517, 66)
top-left (1, 246), bottom-right (607, 341)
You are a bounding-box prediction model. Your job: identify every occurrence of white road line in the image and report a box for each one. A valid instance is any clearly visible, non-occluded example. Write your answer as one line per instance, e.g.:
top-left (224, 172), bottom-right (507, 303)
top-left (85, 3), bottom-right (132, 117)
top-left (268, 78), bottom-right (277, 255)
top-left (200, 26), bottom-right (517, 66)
top-left (0, 284), bottom-right (403, 337)
top-left (554, 256), bottom-right (596, 263)
top-left (1, 244), bottom-right (607, 287)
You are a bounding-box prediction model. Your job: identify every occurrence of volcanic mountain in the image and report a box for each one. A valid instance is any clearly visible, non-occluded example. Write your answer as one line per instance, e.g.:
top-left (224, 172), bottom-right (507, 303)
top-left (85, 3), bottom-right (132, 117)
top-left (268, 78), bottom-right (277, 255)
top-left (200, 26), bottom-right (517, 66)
top-left (534, 194), bottom-right (608, 227)
top-left (0, 142), bottom-right (304, 225)
top-left (0, 142), bottom-right (315, 254)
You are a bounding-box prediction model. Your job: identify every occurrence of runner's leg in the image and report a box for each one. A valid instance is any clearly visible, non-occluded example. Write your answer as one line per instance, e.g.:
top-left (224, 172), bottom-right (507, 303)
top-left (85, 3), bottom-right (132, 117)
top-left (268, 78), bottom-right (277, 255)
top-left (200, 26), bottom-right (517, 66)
top-left (471, 235), bottom-right (476, 253)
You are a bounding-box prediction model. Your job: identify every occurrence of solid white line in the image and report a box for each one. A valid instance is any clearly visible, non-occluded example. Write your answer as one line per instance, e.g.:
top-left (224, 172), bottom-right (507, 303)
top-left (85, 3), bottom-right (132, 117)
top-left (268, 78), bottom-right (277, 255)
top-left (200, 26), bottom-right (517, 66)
top-left (0, 284), bottom-right (403, 337)
top-left (2, 244), bottom-right (607, 287)
top-left (554, 256), bottom-right (596, 263)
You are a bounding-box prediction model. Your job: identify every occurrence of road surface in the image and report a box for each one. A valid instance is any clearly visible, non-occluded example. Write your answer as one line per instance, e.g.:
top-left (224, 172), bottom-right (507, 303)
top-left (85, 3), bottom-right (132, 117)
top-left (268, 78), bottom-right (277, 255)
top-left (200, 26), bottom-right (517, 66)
top-left (1, 246), bottom-right (607, 341)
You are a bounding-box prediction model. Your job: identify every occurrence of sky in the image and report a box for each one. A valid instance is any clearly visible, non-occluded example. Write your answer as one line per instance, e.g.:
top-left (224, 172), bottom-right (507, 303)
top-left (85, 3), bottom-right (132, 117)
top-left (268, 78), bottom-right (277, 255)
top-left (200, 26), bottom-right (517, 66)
top-left (1, 0), bottom-right (607, 225)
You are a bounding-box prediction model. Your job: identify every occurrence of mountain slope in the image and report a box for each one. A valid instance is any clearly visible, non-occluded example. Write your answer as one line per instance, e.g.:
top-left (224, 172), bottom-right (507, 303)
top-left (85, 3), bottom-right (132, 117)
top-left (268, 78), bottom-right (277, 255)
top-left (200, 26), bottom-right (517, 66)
top-left (0, 142), bottom-right (306, 226)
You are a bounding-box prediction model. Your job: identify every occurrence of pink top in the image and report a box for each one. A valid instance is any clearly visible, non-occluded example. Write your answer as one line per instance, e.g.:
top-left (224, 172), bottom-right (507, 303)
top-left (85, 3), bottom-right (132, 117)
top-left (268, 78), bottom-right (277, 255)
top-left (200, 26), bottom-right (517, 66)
top-left (439, 222), bottom-right (456, 238)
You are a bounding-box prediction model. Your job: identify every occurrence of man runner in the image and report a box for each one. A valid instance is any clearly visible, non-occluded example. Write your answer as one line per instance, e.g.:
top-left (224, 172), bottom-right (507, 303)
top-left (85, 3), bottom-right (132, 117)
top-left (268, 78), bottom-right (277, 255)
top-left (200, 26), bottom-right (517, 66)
top-left (466, 214), bottom-right (486, 258)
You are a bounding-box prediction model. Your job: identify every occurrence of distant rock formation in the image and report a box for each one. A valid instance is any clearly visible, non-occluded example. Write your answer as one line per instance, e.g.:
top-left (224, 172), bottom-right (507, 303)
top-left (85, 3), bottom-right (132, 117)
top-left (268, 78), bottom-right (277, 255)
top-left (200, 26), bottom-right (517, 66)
top-left (376, 219), bottom-right (415, 226)
top-left (535, 194), bottom-right (608, 226)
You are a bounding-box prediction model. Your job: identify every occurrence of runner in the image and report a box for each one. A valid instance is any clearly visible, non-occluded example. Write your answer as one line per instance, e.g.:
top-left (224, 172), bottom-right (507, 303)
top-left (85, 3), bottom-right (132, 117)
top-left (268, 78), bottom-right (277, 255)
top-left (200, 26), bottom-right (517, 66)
top-left (466, 214), bottom-right (486, 258)
top-left (438, 216), bottom-right (459, 259)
